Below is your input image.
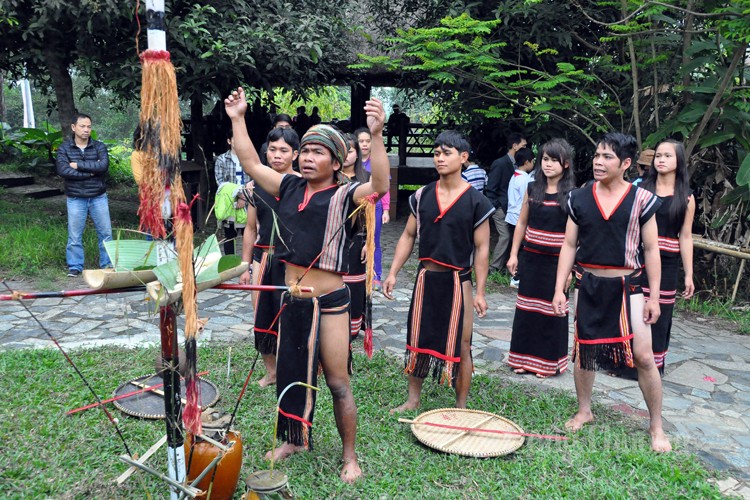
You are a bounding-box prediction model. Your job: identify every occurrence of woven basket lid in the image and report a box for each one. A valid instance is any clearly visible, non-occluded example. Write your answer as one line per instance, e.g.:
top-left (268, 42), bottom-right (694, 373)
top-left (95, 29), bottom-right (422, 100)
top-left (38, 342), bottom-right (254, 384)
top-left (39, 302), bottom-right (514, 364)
top-left (113, 373), bottom-right (220, 419)
top-left (408, 408), bottom-right (525, 457)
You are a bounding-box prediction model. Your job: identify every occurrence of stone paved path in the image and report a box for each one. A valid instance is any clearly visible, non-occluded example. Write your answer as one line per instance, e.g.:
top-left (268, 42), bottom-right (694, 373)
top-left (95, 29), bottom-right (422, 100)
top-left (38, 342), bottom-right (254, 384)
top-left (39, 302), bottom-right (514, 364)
top-left (2, 213), bottom-right (749, 497)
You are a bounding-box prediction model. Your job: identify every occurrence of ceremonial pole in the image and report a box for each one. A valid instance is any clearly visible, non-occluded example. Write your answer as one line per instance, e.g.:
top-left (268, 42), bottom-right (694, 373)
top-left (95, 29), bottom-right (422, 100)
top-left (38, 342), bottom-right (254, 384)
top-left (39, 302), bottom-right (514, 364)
top-left (137, 1), bottom-right (187, 497)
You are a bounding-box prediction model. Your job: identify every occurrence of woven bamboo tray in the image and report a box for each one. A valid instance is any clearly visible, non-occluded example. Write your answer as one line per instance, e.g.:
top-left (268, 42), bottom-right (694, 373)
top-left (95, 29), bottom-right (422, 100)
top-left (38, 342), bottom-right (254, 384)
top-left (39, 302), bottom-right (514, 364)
top-left (113, 374), bottom-right (219, 419)
top-left (406, 408), bottom-right (525, 457)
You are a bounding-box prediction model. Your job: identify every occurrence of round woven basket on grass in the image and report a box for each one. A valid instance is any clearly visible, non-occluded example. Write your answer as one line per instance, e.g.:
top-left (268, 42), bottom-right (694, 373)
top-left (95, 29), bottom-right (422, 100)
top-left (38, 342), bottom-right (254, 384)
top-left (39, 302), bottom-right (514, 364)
top-left (113, 373), bottom-right (220, 419)
top-left (407, 408), bottom-right (525, 457)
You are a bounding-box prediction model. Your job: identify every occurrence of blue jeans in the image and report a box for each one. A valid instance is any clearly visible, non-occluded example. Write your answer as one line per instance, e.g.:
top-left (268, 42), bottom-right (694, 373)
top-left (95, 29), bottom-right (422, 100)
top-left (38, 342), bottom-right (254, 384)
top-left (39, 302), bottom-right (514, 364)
top-left (66, 193), bottom-right (113, 271)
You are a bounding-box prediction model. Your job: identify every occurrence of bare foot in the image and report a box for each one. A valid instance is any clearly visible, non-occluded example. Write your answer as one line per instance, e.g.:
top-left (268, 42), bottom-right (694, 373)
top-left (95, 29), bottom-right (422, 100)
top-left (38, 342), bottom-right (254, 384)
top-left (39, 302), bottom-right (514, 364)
top-left (513, 368), bottom-right (528, 374)
top-left (565, 411), bottom-right (594, 431)
top-left (264, 442), bottom-right (305, 461)
top-left (389, 400), bottom-right (420, 414)
top-left (650, 428), bottom-right (672, 453)
top-left (340, 457), bottom-right (362, 484)
top-left (258, 375), bottom-right (276, 388)
top-left (535, 373), bottom-right (549, 379)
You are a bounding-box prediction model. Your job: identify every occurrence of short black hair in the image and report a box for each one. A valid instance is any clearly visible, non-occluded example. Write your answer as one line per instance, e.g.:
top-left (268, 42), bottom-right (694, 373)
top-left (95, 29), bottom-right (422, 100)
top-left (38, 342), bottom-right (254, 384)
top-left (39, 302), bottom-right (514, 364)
top-left (598, 132), bottom-right (637, 163)
top-left (434, 130), bottom-right (471, 154)
top-left (274, 113), bottom-right (293, 125)
top-left (71, 113), bottom-right (92, 124)
top-left (506, 132), bottom-right (525, 150)
top-left (266, 127), bottom-right (300, 151)
top-left (514, 147), bottom-right (534, 166)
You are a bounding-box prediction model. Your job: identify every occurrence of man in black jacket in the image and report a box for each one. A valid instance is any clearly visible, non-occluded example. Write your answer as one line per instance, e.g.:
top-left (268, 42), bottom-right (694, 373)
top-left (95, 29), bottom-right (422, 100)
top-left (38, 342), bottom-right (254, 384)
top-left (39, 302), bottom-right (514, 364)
top-left (56, 113), bottom-right (113, 277)
top-left (484, 132), bottom-right (527, 274)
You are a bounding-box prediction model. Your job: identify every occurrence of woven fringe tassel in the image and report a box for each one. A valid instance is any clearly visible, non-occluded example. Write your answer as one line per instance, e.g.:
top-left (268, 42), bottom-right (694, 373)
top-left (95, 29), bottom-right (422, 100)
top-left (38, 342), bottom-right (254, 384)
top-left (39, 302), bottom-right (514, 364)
top-left (403, 351), bottom-right (457, 386)
top-left (255, 331), bottom-right (278, 356)
top-left (574, 341), bottom-right (635, 371)
top-left (278, 414), bottom-right (312, 450)
top-left (137, 50), bottom-right (182, 238)
top-left (364, 297), bottom-right (373, 359)
top-left (362, 196), bottom-right (377, 359)
top-left (175, 187), bottom-right (202, 435)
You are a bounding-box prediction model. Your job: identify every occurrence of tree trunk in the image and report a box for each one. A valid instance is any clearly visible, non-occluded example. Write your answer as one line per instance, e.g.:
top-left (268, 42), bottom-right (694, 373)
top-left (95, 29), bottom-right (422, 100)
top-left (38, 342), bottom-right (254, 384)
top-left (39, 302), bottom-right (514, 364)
top-left (0, 71), bottom-right (5, 127)
top-left (680, 0), bottom-right (695, 103)
top-left (685, 43), bottom-right (747, 164)
top-left (41, 31), bottom-right (75, 133)
top-left (622, 0), bottom-right (642, 148)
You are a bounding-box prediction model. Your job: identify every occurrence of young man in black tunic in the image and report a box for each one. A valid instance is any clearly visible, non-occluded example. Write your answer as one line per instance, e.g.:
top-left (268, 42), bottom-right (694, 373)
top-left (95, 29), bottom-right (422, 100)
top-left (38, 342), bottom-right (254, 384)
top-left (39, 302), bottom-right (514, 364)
top-left (552, 132), bottom-right (671, 452)
top-left (383, 130), bottom-right (494, 412)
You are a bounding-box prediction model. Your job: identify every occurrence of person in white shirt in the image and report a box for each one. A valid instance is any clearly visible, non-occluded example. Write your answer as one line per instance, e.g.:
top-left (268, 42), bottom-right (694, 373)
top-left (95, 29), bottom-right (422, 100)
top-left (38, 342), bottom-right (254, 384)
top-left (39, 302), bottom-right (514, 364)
top-left (505, 147), bottom-right (535, 287)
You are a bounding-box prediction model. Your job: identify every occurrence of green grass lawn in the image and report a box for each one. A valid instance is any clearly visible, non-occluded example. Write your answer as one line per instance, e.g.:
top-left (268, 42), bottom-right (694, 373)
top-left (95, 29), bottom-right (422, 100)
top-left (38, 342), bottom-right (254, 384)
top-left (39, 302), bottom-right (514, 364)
top-left (0, 345), bottom-right (720, 498)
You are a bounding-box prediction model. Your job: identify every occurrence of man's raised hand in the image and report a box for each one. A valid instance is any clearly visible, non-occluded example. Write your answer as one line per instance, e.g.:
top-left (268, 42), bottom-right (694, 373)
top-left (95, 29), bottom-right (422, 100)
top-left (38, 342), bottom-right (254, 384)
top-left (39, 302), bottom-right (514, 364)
top-left (364, 98), bottom-right (386, 135)
top-left (225, 87), bottom-right (248, 119)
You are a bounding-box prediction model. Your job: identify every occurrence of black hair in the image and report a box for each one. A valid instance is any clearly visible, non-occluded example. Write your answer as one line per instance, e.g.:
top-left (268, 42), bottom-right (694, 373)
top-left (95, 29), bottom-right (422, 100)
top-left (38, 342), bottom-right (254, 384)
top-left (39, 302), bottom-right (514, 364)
top-left (71, 113), bottom-right (92, 124)
top-left (225, 128), bottom-right (233, 140)
top-left (597, 132), bottom-right (638, 164)
top-left (354, 127), bottom-right (371, 138)
top-left (312, 106), bottom-right (319, 113)
top-left (132, 125), bottom-right (143, 149)
top-left (506, 132), bottom-right (525, 150)
top-left (274, 113), bottom-right (293, 125)
top-left (434, 129), bottom-right (471, 154)
top-left (343, 133), bottom-right (369, 183)
top-left (528, 138), bottom-right (576, 209)
top-left (640, 139), bottom-right (690, 227)
top-left (266, 127), bottom-right (300, 151)
top-left (514, 147), bottom-right (534, 167)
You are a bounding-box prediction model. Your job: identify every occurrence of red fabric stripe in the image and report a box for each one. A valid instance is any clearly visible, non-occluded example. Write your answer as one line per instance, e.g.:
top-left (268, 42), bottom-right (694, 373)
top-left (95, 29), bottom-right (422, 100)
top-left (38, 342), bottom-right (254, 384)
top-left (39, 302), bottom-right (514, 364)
top-left (406, 344), bottom-right (461, 363)
top-left (575, 334), bottom-right (633, 345)
top-left (278, 407), bottom-right (313, 428)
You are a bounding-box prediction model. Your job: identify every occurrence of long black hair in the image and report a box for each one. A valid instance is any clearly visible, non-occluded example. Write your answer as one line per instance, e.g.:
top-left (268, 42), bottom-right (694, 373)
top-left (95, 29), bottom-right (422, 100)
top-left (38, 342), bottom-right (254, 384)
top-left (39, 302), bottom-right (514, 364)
top-left (640, 139), bottom-right (689, 227)
top-left (528, 138), bottom-right (576, 209)
top-left (342, 133), bottom-right (369, 183)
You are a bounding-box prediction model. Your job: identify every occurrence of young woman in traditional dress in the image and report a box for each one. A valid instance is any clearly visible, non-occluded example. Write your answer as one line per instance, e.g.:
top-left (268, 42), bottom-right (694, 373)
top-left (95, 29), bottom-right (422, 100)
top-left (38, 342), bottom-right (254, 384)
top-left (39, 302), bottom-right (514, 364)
top-left (640, 139), bottom-right (695, 372)
top-left (506, 139), bottom-right (575, 378)
top-left (341, 134), bottom-right (369, 341)
top-left (239, 127), bottom-right (300, 387)
top-left (356, 127), bottom-right (389, 288)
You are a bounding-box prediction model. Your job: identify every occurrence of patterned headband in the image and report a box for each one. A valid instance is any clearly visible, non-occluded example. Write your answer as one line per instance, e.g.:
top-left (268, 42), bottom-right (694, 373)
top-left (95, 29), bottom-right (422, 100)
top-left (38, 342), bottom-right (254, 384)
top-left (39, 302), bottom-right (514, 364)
top-left (300, 125), bottom-right (349, 167)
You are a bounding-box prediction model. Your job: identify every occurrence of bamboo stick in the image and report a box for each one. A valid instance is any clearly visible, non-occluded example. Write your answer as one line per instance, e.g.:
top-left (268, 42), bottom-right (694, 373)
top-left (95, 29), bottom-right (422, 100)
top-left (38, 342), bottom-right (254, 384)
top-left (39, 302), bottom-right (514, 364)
top-left (116, 435), bottom-right (168, 485)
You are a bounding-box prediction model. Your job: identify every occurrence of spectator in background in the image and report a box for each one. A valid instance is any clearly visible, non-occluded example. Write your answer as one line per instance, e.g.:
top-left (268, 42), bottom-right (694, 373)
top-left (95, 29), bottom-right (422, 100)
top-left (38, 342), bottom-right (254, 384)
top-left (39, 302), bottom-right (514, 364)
top-left (386, 104), bottom-right (409, 152)
top-left (294, 105), bottom-right (310, 138)
top-left (260, 113), bottom-right (293, 165)
top-left (461, 153), bottom-right (488, 193)
top-left (504, 147), bottom-right (535, 287)
top-left (310, 106), bottom-right (322, 126)
top-left (214, 129), bottom-right (250, 255)
top-left (632, 148), bottom-right (654, 186)
top-left (56, 113), bottom-right (113, 277)
top-left (485, 132), bottom-right (527, 274)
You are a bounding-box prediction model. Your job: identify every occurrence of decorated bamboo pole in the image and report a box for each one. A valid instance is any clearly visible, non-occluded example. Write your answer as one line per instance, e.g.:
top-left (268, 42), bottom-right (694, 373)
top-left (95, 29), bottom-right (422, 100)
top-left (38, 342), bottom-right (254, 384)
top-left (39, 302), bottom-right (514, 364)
top-left (137, 1), bottom-right (187, 497)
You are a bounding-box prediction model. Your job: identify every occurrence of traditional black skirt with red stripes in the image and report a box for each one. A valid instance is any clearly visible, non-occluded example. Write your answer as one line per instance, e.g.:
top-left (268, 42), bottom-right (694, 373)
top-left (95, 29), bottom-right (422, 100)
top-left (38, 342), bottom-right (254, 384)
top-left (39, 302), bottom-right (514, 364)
top-left (508, 249), bottom-right (569, 376)
top-left (344, 232), bottom-right (366, 339)
top-left (252, 250), bottom-right (285, 355)
top-left (644, 257), bottom-right (679, 373)
top-left (404, 266), bottom-right (470, 386)
top-left (573, 270), bottom-right (643, 371)
top-left (276, 293), bottom-right (321, 449)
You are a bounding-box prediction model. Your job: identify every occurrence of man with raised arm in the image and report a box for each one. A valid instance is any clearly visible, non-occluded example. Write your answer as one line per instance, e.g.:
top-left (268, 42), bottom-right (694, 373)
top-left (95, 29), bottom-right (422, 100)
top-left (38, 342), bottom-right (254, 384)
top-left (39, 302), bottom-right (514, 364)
top-left (225, 88), bottom-right (390, 482)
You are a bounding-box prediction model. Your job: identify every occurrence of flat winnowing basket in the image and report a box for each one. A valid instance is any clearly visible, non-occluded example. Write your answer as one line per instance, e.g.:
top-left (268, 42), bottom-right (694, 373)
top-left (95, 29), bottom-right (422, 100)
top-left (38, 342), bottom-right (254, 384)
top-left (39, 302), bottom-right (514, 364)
top-left (113, 374), bottom-right (220, 419)
top-left (408, 408), bottom-right (525, 457)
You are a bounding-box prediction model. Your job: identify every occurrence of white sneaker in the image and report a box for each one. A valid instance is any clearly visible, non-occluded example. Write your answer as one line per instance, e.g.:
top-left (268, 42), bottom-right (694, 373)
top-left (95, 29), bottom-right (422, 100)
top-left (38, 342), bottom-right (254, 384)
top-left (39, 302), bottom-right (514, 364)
top-left (510, 278), bottom-right (520, 288)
